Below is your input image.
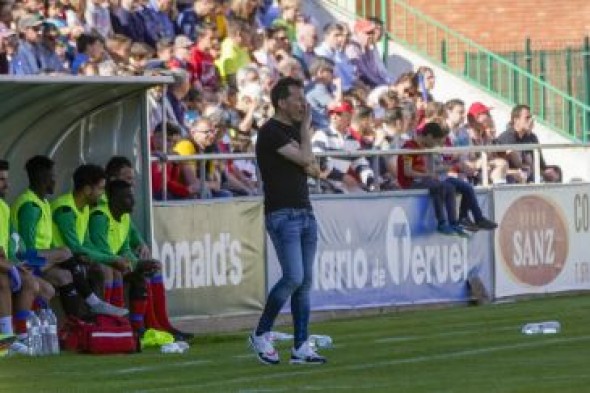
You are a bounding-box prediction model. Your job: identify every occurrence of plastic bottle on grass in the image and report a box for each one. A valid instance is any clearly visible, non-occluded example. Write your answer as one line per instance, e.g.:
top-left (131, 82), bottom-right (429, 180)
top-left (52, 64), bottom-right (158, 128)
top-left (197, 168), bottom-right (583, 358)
top-left (308, 334), bottom-right (333, 349)
top-left (38, 309), bottom-right (50, 355)
top-left (47, 309), bottom-right (60, 355)
top-left (521, 321), bottom-right (561, 335)
top-left (26, 312), bottom-right (42, 356)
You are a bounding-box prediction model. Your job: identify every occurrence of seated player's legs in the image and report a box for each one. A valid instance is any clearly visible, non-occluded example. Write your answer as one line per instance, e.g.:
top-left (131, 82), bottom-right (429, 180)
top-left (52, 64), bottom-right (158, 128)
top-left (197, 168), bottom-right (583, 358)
top-left (42, 266), bottom-right (82, 317)
top-left (12, 268), bottom-right (39, 339)
top-left (37, 247), bottom-right (73, 267)
top-left (0, 274), bottom-right (13, 336)
top-left (137, 259), bottom-right (193, 340)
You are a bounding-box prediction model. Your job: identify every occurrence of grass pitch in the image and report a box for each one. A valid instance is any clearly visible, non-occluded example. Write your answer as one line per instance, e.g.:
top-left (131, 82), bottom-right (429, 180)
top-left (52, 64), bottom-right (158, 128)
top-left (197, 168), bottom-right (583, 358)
top-left (1, 295), bottom-right (589, 393)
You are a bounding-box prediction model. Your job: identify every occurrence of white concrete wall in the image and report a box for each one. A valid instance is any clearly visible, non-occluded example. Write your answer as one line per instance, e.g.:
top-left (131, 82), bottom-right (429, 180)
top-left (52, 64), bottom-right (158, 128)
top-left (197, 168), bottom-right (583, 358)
top-left (306, 0), bottom-right (590, 182)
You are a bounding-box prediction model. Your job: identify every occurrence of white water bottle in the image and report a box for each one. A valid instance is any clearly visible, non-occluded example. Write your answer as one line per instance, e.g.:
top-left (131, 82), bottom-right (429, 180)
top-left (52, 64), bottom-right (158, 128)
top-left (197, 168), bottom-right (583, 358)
top-left (26, 312), bottom-right (42, 356)
top-left (46, 309), bottom-right (60, 355)
top-left (309, 334), bottom-right (333, 349)
top-left (521, 321), bottom-right (561, 335)
top-left (38, 309), bottom-right (50, 356)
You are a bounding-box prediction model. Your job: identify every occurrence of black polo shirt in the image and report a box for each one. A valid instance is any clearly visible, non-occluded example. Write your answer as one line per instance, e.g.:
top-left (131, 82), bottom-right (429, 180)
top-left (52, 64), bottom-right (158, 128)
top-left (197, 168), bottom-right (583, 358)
top-left (496, 127), bottom-right (546, 169)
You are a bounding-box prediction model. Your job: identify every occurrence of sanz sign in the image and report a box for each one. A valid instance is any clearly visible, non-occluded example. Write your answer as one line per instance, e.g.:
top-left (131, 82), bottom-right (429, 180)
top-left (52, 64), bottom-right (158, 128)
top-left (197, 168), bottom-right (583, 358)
top-left (494, 184), bottom-right (590, 297)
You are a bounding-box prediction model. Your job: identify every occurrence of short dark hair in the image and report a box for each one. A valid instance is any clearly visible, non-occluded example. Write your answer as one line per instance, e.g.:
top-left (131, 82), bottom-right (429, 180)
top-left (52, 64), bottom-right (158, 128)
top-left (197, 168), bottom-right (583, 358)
top-left (511, 104), bottom-right (531, 123)
top-left (421, 122), bottom-right (447, 139)
top-left (445, 98), bottom-right (464, 111)
top-left (73, 164), bottom-right (106, 191)
top-left (25, 155), bottom-right (54, 186)
top-left (76, 33), bottom-right (101, 54)
top-left (154, 122), bottom-right (182, 136)
top-left (106, 179), bottom-right (132, 201)
top-left (264, 25), bottom-right (287, 40)
top-left (323, 22), bottom-right (345, 35)
top-left (105, 156), bottom-right (132, 180)
top-left (270, 77), bottom-right (304, 109)
top-left (0, 160), bottom-right (8, 171)
top-left (367, 16), bottom-right (383, 27)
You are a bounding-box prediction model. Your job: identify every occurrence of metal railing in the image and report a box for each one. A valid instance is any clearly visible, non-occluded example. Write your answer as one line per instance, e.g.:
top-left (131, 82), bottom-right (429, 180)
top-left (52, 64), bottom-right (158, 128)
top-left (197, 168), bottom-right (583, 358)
top-left (151, 143), bottom-right (590, 201)
top-left (323, 0), bottom-right (590, 142)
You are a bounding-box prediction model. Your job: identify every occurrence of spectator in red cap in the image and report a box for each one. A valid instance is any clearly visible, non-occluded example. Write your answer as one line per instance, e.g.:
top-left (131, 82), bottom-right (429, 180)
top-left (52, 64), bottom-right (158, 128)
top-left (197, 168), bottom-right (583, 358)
top-left (346, 18), bottom-right (392, 88)
top-left (463, 101), bottom-right (511, 185)
top-left (311, 101), bottom-right (376, 192)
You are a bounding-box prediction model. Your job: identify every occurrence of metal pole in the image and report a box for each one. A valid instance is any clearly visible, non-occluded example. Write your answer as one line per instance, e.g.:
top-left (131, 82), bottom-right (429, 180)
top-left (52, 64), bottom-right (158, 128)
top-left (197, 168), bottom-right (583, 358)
top-left (525, 37), bottom-right (532, 105)
top-left (533, 148), bottom-right (541, 184)
top-left (481, 152), bottom-right (489, 187)
top-left (162, 84), bottom-right (168, 201)
top-left (539, 50), bottom-right (546, 120)
top-left (584, 36), bottom-right (590, 142)
top-left (200, 160), bottom-right (208, 199)
top-left (566, 47), bottom-right (574, 133)
top-left (486, 53), bottom-right (493, 91)
top-left (511, 52), bottom-right (519, 103)
top-left (441, 39), bottom-right (447, 66)
top-left (255, 163), bottom-right (263, 196)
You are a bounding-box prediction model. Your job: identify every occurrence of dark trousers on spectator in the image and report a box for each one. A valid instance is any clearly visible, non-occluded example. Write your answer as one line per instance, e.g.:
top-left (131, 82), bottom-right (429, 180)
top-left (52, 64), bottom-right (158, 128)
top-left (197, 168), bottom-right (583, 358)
top-left (411, 178), bottom-right (457, 225)
top-left (444, 177), bottom-right (484, 222)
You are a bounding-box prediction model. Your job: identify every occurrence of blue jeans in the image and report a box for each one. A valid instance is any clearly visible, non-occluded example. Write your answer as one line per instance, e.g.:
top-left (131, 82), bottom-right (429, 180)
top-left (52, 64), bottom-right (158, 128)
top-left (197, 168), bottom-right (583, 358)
top-left (444, 177), bottom-right (483, 222)
top-left (411, 178), bottom-right (457, 225)
top-left (256, 208), bottom-right (317, 348)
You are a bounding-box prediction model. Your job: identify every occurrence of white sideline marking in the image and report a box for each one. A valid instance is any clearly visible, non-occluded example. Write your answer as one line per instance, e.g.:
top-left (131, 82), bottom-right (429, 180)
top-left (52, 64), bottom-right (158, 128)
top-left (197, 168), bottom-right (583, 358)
top-left (237, 383), bottom-right (393, 393)
top-left (50, 360), bottom-right (213, 377)
top-left (114, 360), bottom-right (211, 374)
top-left (135, 335), bottom-right (590, 392)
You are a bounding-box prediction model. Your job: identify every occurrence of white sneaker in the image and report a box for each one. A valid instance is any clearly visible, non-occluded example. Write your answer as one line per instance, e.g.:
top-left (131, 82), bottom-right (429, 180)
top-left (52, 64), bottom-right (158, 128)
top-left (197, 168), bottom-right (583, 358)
top-left (7, 341), bottom-right (30, 356)
top-left (90, 301), bottom-right (129, 317)
top-left (248, 332), bottom-right (279, 365)
top-left (290, 340), bottom-right (327, 365)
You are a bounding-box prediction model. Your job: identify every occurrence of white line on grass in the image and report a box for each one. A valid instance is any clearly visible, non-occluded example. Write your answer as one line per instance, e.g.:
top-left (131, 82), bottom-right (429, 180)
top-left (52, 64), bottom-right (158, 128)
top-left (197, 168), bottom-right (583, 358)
top-left (237, 382), bottom-right (395, 392)
top-left (114, 360), bottom-right (212, 374)
top-left (49, 359), bottom-right (213, 377)
top-left (135, 334), bottom-right (590, 392)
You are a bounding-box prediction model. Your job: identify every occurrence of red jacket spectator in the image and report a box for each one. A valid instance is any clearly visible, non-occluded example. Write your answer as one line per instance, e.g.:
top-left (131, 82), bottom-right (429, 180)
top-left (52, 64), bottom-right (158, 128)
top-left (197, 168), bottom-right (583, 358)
top-left (397, 139), bottom-right (427, 189)
top-left (189, 46), bottom-right (220, 91)
top-left (151, 160), bottom-right (191, 199)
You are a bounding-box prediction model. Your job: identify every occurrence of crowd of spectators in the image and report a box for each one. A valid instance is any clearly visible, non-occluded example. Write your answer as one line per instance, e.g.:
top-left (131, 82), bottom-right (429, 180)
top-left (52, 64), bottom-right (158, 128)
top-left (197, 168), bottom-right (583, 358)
top-left (0, 0), bottom-right (561, 200)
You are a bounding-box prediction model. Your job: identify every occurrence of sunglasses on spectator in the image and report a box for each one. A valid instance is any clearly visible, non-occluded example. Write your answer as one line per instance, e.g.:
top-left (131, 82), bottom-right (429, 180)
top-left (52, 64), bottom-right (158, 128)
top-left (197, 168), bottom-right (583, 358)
top-left (275, 35), bottom-right (289, 41)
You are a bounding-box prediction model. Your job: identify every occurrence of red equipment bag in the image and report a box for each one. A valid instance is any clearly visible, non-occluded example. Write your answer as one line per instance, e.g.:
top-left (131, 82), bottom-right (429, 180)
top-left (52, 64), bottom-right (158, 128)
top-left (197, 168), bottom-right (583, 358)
top-left (59, 315), bottom-right (137, 354)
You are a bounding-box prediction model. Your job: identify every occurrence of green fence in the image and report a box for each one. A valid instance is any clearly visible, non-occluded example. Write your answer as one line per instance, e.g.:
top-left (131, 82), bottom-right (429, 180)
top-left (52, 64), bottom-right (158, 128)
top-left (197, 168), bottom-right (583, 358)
top-left (334, 0), bottom-right (590, 142)
top-left (486, 37), bottom-right (590, 111)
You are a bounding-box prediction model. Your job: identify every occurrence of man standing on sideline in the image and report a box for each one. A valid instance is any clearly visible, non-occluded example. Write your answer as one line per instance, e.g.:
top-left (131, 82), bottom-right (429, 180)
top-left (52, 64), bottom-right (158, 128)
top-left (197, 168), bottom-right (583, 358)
top-left (249, 77), bottom-right (326, 365)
